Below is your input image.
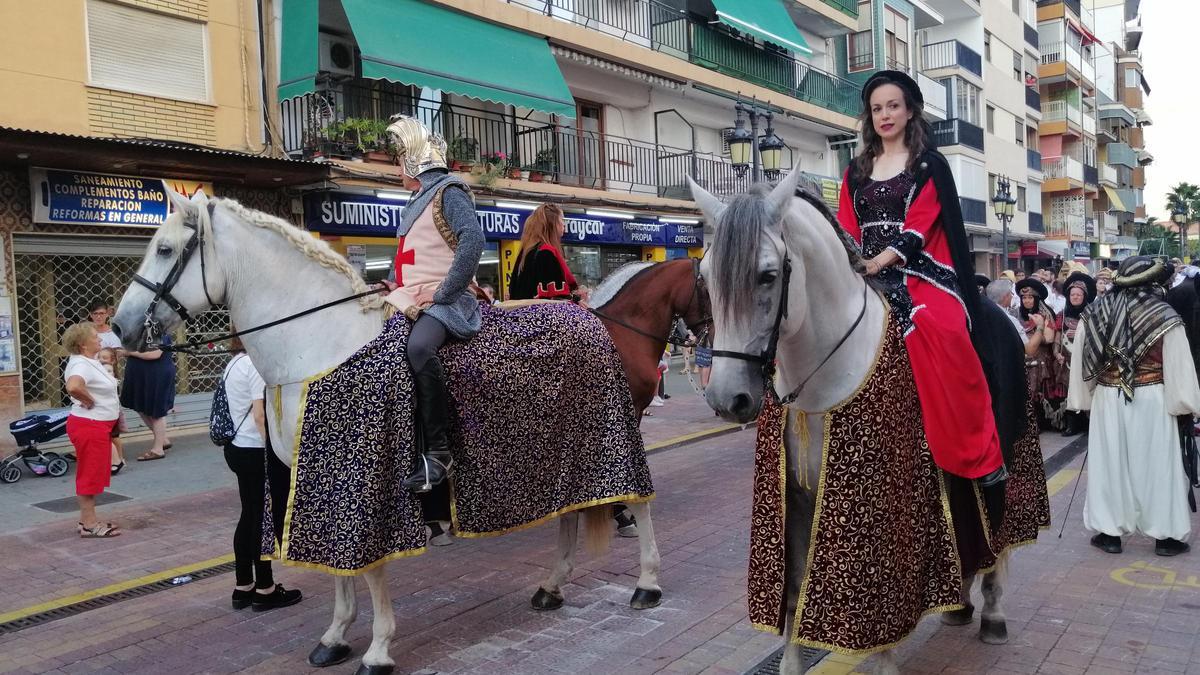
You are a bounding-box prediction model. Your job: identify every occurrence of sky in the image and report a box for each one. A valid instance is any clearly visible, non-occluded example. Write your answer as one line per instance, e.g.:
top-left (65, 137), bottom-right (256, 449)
top-left (1141, 1), bottom-right (1194, 221)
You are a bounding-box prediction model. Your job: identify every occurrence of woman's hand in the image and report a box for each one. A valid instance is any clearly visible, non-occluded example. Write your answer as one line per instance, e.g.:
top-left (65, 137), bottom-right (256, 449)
top-left (414, 290), bottom-right (435, 306)
top-left (863, 251), bottom-right (901, 276)
top-left (377, 280), bottom-right (399, 293)
top-left (1031, 314), bottom-right (1044, 329)
top-left (65, 375), bottom-right (95, 409)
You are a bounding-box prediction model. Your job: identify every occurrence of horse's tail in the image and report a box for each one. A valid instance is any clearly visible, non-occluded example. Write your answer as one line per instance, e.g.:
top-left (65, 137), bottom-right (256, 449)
top-left (993, 548), bottom-right (1010, 580)
top-left (582, 506), bottom-right (612, 557)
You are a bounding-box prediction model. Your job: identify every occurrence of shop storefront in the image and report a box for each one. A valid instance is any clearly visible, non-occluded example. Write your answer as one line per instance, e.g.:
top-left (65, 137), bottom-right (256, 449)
top-left (303, 192), bottom-right (704, 298)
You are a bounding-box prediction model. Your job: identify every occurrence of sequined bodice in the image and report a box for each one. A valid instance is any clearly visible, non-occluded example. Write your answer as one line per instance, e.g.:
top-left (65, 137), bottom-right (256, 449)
top-left (855, 172), bottom-right (916, 258)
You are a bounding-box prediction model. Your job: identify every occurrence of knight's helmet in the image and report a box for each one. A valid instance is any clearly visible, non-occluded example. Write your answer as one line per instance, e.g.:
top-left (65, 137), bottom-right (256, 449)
top-left (386, 115), bottom-right (448, 178)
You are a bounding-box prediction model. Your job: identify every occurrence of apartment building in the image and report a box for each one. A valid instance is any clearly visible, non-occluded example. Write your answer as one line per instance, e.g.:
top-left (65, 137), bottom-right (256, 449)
top-left (0, 0), bottom-right (322, 434)
top-left (275, 0), bottom-right (865, 294)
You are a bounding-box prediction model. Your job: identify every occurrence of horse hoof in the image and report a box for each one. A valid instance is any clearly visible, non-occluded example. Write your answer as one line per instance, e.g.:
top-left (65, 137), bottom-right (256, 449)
top-left (430, 533), bottom-right (454, 547)
top-left (630, 587), bottom-right (662, 610)
top-left (940, 604), bottom-right (974, 626)
top-left (307, 642), bottom-right (352, 667)
top-left (617, 524), bottom-right (638, 538)
top-left (531, 587), bottom-right (564, 611)
top-left (353, 664), bottom-right (394, 675)
top-left (979, 618), bottom-right (1009, 644)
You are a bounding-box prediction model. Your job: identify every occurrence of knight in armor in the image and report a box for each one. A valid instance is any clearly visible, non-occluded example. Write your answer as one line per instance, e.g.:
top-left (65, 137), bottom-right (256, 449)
top-left (1068, 256), bottom-right (1200, 556)
top-left (836, 70), bottom-right (1011, 524)
top-left (381, 117), bottom-right (484, 493)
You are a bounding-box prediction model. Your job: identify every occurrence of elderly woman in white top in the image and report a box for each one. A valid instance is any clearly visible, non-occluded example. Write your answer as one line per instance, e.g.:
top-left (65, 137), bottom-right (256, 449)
top-left (62, 322), bottom-right (121, 538)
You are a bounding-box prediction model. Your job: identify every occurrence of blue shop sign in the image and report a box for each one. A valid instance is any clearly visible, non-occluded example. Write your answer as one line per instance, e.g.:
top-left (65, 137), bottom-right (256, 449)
top-left (1070, 240), bottom-right (1091, 257)
top-left (305, 193), bottom-right (702, 248)
top-left (31, 168), bottom-right (169, 226)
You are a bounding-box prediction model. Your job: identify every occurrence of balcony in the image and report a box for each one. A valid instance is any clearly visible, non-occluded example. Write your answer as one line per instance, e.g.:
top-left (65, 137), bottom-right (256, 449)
top-left (1029, 211), bottom-right (1044, 234)
top-left (821, 0), bottom-right (859, 17)
top-left (1100, 163), bottom-right (1118, 186)
top-left (1083, 58), bottom-right (1095, 85)
top-left (1084, 164), bottom-right (1098, 186)
top-left (918, 72), bottom-right (948, 120)
top-left (1043, 156), bottom-right (1083, 181)
top-left (1042, 100), bottom-right (1083, 128)
top-left (1040, 41), bottom-right (1083, 73)
top-left (1027, 149), bottom-right (1042, 171)
top-left (1108, 142), bottom-right (1137, 168)
top-left (508, 0), bottom-right (861, 118)
top-left (1025, 23), bottom-right (1038, 48)
top-left (1039, 0), bottom-right (1082, 17)
top-left (1026, 87), bottom-right (1040, 112)
top-left (960, 197), bottom-right (986, 225)
top-left (921, 40), bottom-right (983, 78)
top-left (279, 83), bottom-right (780, 199)
top-left (1082, 112), bottom-right (1096, 136)
top-left (1044, 214), bottom-right (1083, 239)
top-left (931, 118), bottom-right (985, 153)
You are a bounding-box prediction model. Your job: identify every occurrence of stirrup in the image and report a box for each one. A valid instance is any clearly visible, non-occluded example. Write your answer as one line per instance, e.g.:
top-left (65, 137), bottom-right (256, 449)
top-left (405, 454), bottom-right (452, 494)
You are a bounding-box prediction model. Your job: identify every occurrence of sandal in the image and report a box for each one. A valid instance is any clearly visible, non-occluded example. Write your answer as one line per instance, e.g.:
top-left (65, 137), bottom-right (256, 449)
top-left (79, 523), bottom-right (121, 538)
top-left (136, 450), bottom-right (166, 462)
top-left (111, 461), bottom-right (126, 475)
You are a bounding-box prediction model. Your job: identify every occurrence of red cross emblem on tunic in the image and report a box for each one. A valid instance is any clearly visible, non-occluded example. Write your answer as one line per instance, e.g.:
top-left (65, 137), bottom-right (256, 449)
top-left (394, 236), bottom-right (416, 286)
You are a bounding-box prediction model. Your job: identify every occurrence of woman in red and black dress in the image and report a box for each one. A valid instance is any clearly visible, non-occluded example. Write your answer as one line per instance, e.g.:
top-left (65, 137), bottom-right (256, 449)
top-left (509, 204), bottom-right (578, 301)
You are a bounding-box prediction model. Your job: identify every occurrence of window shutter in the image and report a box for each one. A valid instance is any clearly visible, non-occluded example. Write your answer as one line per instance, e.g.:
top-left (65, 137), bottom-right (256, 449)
top-left (87, 1), bottom-right (208, 102)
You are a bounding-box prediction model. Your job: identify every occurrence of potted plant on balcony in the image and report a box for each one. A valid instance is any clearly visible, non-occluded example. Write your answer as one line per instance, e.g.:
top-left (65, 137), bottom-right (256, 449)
top-left (478, 151), bottom-right (508, 188)
top-left (534, 148), bottom-right (557, 183)
top-left (360, 119), bottom-right (396, 164)
top-left (524, 164), bottom-right (542, 182)
top-left (507, 155), bottom-right (524, 180)
top-left (447, 134), bottom-right (478, 172)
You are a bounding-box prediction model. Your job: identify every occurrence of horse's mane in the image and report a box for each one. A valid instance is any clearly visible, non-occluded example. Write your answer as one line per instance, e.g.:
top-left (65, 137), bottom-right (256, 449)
top-left (212, 198), bottom-right (383, 310)
top-left (708, 176), bottom-right (862, 329)
top-left (592, 261), bottom-right (655, 309)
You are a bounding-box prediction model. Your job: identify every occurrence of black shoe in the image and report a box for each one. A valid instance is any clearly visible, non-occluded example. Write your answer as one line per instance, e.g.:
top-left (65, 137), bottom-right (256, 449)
top-left (403, 358), bottom-right (454, 494)
top-left (1090, 533), bottom-right (1122, 554)
top-left (979, 465), bottom-right (1007, 531)
top-left (661, 393), bottom-right (671, 400)
top-left (1061, 414), bottom-right (1081, 437)
top-left (232, 588), bottom-right (254, 610)
top-left (1155, 538), bottom-right (1190, 557)
top-left (252, 584), bottom-right (302, 612)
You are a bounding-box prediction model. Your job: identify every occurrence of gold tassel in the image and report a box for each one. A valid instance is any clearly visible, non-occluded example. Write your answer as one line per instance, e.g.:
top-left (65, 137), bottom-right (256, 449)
top-left (794, 409), bottom-right (811, 490)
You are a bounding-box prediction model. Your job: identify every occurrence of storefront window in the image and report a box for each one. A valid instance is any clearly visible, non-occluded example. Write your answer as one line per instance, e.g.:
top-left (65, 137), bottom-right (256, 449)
top-left (564, 245), bottom-right (603, 289)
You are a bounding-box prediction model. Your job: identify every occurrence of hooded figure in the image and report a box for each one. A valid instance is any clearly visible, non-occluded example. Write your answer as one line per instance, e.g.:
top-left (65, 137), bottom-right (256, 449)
top-left (382, 116), bottom-right (485, 493)
top-left (1068, 256), bottom-right (1200, 557)
top-left (1055, 272), bottom-right (1096, 436)
top-left (1016, 277), bottom-right (1062, 425)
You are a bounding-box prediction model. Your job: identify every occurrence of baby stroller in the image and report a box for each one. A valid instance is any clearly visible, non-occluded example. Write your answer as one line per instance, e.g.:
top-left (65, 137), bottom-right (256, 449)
top-left (3, 412), bottom-right (71, 483)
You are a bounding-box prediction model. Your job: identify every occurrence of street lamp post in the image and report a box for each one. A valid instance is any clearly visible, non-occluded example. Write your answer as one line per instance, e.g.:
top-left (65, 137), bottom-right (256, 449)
top-left (991, 176), bottom-right (1017, 274)
top-left (1173, 206), bottom-right (1188, 262)
top-left (730, 101), bottom-right (785, 184)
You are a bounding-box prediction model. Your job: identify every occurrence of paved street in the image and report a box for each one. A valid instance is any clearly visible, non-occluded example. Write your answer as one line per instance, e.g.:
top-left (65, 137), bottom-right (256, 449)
top-left (0, 382), bottom-right (1197, 675)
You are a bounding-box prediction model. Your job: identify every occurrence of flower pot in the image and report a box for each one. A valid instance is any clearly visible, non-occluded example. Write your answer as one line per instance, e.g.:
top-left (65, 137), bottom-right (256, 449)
top-left (508, 168), bottom-right (522, 179)
top-left (365, 150), bottom-right (393, 164)
top-left (520, 170), bottom-right (531, 181)
top-left (450, 160), bottom-right (463, 171)
top-left (528, 172), bottom-right (543, 182)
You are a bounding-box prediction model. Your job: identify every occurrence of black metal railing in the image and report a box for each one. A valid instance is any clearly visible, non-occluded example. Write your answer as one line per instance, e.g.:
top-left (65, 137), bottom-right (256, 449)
top-left (1026, 87), bottom-right (1040, 111)
top-left (932, 118), bottom-right (985, 153)
top-left (960, 197), bottom-right (986, 225)
top-left (921, 40), bottom-right (983, 77)
top-left (1024, 23), bottom-right (1039, 48)
top-left (280, 82), bottom-right (788, 199)
top-left (1084, 164), bottom-right (1098, 185)
top-left (1029, 211), bottom-right (1044, 234)
top-left (823, 0), bottom-right (859, 18)
top-left (506, 0), bottom-right (860, 117)
top-left (1027, 149), bottom-right (1042, 171)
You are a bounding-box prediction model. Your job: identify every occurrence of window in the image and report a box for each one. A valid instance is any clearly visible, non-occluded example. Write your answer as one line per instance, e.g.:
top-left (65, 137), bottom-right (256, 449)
top-left (986, 105), bottom-right (995, 134)
top-left (86, 0), bottom-right (208, 102)
top-left (884, 8), bottom-right (909, 71)
top-left (1125, 68), bottom-right (1140, 89)
top-left (955, 78), bottom-right (981, 125)
top-left (988, 173), bottom-right (998, 198)
top-left (1013, 51), bottom-right (1022, 81)
top-left (984, 31), bottom-right (992, 62)
top-left (848, 31), bottom-right (874, 72)
top-left (1018, 186), bottom-right (1027, 212)
top-left (1012, 0), bottom-right (1020, 14)
top-left (1015, 119), bottom-right (1024, 146)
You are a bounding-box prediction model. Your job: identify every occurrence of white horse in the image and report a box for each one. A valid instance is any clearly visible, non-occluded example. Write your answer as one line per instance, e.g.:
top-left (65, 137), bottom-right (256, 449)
top-left (112, 191), bottom-right (663, 675)
top-left (690, 171), bottom-right (1010, 674)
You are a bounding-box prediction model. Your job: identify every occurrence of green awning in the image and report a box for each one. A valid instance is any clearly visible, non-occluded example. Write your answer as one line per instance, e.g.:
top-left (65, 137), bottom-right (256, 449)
top-left (341, 0), bottom-right (576, 118)
top-left (278, 0), bottom-right (319, 100)
top-left (710, 0), bottom-right (813, 56)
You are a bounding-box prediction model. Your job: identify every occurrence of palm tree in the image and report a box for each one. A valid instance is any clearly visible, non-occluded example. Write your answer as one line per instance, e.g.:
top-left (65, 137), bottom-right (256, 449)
top-left (1166, 182), bottom-right (1200, 222)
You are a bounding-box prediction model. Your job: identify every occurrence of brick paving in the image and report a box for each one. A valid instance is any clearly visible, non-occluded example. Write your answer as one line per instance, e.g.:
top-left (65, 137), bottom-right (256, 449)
top-left (1, 386), bottom-right (1198, 674)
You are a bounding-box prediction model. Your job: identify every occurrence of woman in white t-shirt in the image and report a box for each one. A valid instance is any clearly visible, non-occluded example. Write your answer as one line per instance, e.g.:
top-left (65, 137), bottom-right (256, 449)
top-left (219, 336), bottom-right (302, 612)
top-left (62, 322), bottom-right (121, 538)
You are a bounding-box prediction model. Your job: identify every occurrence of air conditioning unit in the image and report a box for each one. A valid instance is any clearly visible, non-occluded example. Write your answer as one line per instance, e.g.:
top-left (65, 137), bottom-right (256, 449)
top-left (318, 34), bottom-right (356, 77)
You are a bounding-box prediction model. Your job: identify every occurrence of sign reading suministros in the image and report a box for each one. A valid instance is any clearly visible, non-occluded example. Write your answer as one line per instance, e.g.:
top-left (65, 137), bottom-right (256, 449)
top-left (303, 192), bottom-right (703, 248)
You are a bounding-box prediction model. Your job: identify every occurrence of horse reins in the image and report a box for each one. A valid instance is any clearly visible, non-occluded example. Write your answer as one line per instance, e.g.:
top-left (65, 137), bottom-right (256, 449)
top-left (589, 257), bottom-right (713, 348)
top-left (709, 255), bottom-right (870, 406)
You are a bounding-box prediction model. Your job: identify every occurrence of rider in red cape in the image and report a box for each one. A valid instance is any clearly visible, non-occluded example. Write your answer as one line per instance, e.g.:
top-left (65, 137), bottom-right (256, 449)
top-left (508, 203), bottom-right (579, 301)
top-left (381, 116), bottom-right (485, 493)
top-left (837, 70), bottom-right (1019, 519)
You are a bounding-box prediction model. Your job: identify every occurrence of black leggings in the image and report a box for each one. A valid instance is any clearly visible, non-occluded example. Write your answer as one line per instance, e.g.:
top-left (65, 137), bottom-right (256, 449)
top-left (224, 445), bottom-right (290, 588)
top-left (407, 313), bottom-right (448, 371)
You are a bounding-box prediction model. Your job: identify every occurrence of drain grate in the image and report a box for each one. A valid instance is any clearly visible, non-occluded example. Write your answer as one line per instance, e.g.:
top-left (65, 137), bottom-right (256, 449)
top-left (0, 560), bottom-right (237, 635)
top-left (745, 646), bottom-right (828, 674)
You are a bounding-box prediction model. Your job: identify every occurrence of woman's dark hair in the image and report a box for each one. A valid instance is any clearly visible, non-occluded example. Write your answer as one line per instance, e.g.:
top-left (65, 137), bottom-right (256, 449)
top-left (850, 76), bottom-right (934, 185)
top-left (87, 299), bottom-right (109, 313)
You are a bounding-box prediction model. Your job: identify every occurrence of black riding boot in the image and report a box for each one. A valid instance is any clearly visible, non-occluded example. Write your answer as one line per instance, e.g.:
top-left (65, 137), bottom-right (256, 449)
top-left (979, 465), bottom-right (1008, 532)
top-left (403, 358), bottom-right (454, 494)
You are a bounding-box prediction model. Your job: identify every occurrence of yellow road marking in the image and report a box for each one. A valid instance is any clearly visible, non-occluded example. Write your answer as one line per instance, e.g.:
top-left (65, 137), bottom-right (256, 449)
top-left (644, 423), bottom-right (744, 452)
top-left (1046, 468), bottom-right (1080, 498)
top-left (1110, 560), bottom-right (1200, 591)
top-left (0, 554), bottom-right (233, 625)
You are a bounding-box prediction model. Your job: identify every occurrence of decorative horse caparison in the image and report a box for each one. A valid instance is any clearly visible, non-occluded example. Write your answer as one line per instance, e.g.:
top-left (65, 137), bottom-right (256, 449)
top-left (692, 170), bottom-right (1046, 675)
top-left (111, 191), bottom-right (707, 675)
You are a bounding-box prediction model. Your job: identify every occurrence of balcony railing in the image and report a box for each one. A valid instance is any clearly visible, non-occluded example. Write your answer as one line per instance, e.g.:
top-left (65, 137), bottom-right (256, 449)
top-left (507, 0), bottom-right (861, 117)
top-left (1084, 164), bottom-right (1098, 185)
top-left (822, 0), bottom-right (859, 18)
top-left (960, 197), bottom-right (986, 225)
top-left (1108, 142), bottom-right (1137, 168)
top-left (1040, 41), bottom-right (1083, 72)
top-left (1042, 100), bottom-right (1083, 127)
top-left (921, 40), bottom-right (983, 78)
top-left (280, 83), bottom-right (789, 199)
top-left (1025, 23), bottom-right (1038, 48)
top-left (1027, 149), bottom-right (1042, 171)
top-left (1100, 163), bottom-right (1118, 185)
top-left (1029, 211), bottom-right (1044, 234)
top-left (1043, 156), bottom-right (1083, 181)
top-left (1026, 87), bottom-right (1040, 112)
top-left (931, 118), bottom-right (985, 153)
top-left (1083, 113), bottom-right (1096, 136)
top-left (1083, 58), bottom-right (1095, 85)
top-left (918, 72), bottom-right (948, 120)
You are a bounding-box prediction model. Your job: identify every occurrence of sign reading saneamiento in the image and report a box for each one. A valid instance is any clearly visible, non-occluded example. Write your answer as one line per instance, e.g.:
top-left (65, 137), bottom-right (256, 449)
top-left (31, 168), bottom-right (171, 226)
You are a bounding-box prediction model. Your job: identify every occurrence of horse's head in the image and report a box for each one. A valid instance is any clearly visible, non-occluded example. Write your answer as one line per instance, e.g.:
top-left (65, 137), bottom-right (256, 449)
top-left (112, 189), bottom-right (226, 350)
top-left (691, 170), bottom-right (802, 423)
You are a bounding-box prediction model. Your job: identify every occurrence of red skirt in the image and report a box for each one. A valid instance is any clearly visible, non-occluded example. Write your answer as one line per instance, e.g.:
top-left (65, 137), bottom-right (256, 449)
top-left (67, 415), bottom-right (116, 496)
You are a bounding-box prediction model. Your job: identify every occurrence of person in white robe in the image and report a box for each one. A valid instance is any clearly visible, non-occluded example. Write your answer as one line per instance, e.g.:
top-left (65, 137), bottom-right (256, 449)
top-left (1067, 256), bottom-right (1200, 557)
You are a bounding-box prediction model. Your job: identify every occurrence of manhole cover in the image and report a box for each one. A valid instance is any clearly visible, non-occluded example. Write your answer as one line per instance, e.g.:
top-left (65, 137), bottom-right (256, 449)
top-left (32, 492), bottom-right (131, 513)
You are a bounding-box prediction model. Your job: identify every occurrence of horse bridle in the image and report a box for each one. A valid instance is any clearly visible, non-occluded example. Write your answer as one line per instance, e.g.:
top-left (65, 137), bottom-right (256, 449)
top-left (589, 257), bottom-right (713, 348)
top-left (709, 253), bottom-right (870, 406)
top-left (129, 208), bottom-right (216, 347)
